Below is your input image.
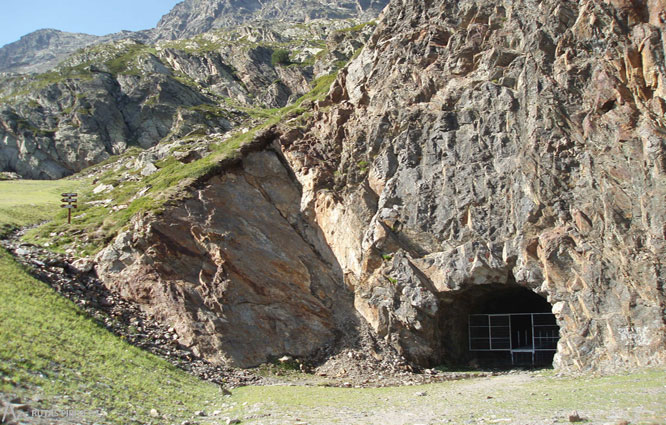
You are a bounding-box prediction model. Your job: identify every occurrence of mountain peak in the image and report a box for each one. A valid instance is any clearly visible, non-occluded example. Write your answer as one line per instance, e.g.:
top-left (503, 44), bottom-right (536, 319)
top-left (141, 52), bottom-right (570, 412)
top-left (0, 0), bottom-right (389, 74)
top-left (0, 29), bottom-right (104, 74)
top-left (153, 0), bottom-right (389, 40)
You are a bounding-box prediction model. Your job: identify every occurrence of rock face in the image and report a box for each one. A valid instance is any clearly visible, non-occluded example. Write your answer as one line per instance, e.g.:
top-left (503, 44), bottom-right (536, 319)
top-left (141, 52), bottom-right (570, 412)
top-left (97, 0), bottom-right (666, 373)
top-left (279, 0), bottom-right (666, 372)
top-left (153, 0), bottom-right (389, 40)
top-left (96, 136), bottom-right (358, 367)
top-left (0, 41), bottom-right (232, 179)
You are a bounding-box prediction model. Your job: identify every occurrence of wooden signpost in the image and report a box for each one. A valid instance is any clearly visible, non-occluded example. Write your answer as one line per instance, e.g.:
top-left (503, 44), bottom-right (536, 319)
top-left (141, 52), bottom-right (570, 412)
top-left (61, 193), bottom-right (78, 224)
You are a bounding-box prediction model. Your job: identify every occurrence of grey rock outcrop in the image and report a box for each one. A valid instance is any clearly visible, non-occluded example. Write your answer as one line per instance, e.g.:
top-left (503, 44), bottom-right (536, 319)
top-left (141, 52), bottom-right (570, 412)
top-left (0, 29), bottom-right (148, 74)
top-left (153, 0), bottom-right (389, 40)
top-left (0, 41), bottom-right (231, 179)
top-left (277, 0), bottom-right (666, 372)
top-left (96, 0), bottom-right (666, 373)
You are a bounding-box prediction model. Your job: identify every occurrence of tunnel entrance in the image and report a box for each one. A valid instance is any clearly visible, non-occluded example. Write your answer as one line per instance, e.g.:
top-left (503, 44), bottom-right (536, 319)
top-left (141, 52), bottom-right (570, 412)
top-left (468, 312), bottom-right (559, 366)
top-left (438, 283), bottom-right (559, 369)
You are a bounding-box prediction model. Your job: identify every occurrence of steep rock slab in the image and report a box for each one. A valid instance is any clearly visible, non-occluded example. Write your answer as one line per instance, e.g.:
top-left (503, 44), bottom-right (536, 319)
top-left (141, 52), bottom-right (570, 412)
top-left (276, 0), bottom-right (666, 372)
top-left (96, 148), bottom-right (354, 367)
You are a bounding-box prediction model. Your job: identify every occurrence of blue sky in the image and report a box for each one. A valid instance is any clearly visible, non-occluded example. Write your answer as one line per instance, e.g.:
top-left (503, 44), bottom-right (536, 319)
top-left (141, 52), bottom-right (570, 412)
top-left (0, 0), bottom-right (183, 47)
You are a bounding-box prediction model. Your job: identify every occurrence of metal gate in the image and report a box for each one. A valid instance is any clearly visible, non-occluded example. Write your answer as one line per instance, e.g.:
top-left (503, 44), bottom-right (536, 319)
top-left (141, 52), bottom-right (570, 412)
top-left (468, 313), bottom-right (559, 366)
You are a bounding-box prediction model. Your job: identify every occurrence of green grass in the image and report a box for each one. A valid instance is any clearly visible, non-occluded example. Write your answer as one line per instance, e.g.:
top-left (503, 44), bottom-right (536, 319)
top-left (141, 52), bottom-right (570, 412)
top-left (32, 63), bottom-right (94, 88)
top-left (271, 48), bottom-right (291, 66)
top-left (0, 180), bottom-right (87, 238)
top-left (0, 248), bottom-right (222, 424)
top-left (105, 43), bottom-right (158, 76)
top-left (335, 20), bottom-right (377, 34)
top-left (23, 128), bottom-right (252, 256)
top-left (161, 32), bottom-right (232, 54)
top-left (0, 180), bottom-right (223, 423)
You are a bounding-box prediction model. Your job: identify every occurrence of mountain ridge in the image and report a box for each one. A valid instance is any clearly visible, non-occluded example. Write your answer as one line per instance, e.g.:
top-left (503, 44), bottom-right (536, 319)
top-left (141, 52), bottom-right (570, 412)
top-left (153, 0), bottom-right (389, 40)
top-left (0, 29), bottom-right (150, 74)
top-left (0, 0), bottom-right (389, 74)
top-left (0, 19), bottom-right (374, 178)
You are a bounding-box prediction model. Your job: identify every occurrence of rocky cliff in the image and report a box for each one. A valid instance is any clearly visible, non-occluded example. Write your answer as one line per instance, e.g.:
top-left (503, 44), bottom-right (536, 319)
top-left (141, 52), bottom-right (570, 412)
top-left (153, 0), bottom-right (389, 40)
top-left (290, 0), bottom-right (666, 372)
top-left (0, 39), bottom-right (230, 179)
top-left (0, 21), bottom-right (372, 179)
top-left (94, 0), bottom-right (666, 373)
top-left (96, 141), bottom-right (360, 367)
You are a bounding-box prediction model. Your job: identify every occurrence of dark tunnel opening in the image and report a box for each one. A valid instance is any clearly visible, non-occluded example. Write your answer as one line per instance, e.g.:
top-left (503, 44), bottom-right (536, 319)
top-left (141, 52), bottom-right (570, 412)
top-left (437, 283), bottom-right (560, 369)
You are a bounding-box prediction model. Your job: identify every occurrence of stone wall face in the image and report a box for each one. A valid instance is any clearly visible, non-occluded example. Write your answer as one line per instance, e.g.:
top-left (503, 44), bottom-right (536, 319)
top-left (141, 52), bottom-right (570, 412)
top-left (276, 0), bottom-right (666, 372)
top-left (97, 0), bottom-right (666, 372)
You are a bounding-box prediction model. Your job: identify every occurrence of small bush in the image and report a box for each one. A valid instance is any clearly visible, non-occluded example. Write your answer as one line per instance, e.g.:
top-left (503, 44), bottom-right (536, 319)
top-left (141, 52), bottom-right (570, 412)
top-left (271, 49), bottom-right (291, 66)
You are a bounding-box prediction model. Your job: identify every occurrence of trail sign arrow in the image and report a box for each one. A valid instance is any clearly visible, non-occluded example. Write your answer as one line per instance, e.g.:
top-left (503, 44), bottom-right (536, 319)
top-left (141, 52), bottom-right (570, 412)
top-left (60, 192), bottom-right (79, 224)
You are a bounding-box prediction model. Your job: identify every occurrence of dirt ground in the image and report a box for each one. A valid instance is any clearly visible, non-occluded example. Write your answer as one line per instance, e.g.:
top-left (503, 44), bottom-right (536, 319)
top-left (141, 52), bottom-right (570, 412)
top-left (3, 369), bottom-right (665, 425)
top-left (206, 369), bottom-right (666, 425)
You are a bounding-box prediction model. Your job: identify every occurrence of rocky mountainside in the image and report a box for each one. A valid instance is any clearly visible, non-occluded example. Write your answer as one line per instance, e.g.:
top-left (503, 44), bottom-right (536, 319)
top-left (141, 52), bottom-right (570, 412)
top-left (0, 21), bottom-right (373, 179)
top-left (0, 0), bottom-right (388, 75)
top-left (0, 29), bottom-right (147, 74)
top-left (92, 0), bottom-right (665, 374)
top-left (153, 0), bottom-right (390, 40)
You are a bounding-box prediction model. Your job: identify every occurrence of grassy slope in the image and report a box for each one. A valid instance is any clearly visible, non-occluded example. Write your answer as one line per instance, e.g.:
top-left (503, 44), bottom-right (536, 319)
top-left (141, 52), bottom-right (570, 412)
top-left (0, 180), bottom-right (222, 424)
top-left (0, 180), bottom-right (86, 238)
top-left (24, 72), bottom-right (338, 257)
top-left (0, 248), bottom-right (223, 423)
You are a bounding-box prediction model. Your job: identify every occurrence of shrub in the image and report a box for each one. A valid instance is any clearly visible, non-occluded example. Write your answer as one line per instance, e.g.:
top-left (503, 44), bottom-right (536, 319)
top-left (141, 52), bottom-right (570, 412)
top-left (271, 48), bottom-right (291, 66)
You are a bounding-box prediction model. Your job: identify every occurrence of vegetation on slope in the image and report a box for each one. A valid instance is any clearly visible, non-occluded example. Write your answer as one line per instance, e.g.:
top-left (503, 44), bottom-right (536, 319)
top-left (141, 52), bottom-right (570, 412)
top-left (0, 180), bottom-right (86, 238)
top-left (0, 180), bottom-right (222, 424)
top-left (0, 248), bottom-right (223, 424)
top-left (23, 72), bottom-right (339, 257)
